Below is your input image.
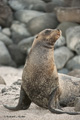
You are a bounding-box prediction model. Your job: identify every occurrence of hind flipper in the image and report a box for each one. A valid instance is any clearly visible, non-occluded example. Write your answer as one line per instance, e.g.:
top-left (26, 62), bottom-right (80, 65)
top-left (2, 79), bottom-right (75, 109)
top-left (4, 86), bottom-right (31, 111)
top-left (48, 87), bottom-right (80, 115)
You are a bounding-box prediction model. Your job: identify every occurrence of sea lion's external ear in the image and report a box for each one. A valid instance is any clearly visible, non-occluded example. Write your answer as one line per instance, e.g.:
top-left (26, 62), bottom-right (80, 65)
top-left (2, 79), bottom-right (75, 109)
top-left (35, 34), bottom-right (39, 39)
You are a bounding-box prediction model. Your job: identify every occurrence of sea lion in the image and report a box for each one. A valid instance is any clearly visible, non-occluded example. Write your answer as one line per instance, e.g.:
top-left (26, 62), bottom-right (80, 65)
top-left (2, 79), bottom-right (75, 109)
top-left (4, 29), bottom-right (80, 115)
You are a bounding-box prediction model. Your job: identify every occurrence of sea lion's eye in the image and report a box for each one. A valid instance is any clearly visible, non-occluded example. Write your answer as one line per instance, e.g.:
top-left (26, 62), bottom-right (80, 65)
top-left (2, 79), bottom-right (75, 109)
top-left (45, 30), bottom-right (51, 34)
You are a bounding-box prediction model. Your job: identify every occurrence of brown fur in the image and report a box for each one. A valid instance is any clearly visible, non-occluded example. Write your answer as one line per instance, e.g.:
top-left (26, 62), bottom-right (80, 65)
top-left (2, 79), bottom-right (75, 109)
top-left (22, 29), bottom-right (61, 108)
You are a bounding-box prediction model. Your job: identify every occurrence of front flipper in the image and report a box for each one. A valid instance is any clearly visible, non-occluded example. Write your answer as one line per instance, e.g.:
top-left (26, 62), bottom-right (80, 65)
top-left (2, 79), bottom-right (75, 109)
top-left (4, 86), bottom-right (31, 111)
top-left (48, 87), bottom-right (80, 115)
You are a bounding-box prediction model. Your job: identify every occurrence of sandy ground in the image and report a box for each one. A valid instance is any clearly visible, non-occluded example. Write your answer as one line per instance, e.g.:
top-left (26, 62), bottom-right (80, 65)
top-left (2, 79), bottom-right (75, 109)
top-left (0, 66), bottom-right (80, 120)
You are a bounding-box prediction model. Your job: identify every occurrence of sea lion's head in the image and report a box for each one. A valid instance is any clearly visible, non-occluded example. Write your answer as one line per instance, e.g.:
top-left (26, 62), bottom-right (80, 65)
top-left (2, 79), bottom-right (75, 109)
top-left (35, 29), bottom-right (62, 46)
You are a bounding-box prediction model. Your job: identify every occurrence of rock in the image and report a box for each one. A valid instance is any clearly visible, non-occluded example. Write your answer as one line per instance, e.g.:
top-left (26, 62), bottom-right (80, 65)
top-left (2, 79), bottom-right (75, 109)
top-left (3, 0), bottom-right (8, 4)
top-left (71, 0), bottom-right (80, 7)
top-left (8, 0), bottom-right (28, 11)
top-left (74, 97), bottom-right (80, 112)
top-left (8, 44), bottom-right (26, 66)
top-left (68, 69), bottom-right (80, 78)
top-left (15, 10), bottom-right (44, 24)
top-left (54, 46), bottom-right (74, 69)
top-left (0, 32), bottom-right (13, 46)
top-left (0, 41), bottom-right (15, 66)
top-left (11, 21), bottom-right (31, 43)
top-left (45, 0), bottom-right (66, 12)
top-left (29, 3), bottom-right (46, 12)
top-left (58, 68), bottom-right (69, 74)
top-left (54, 36), bottom-right (66, 48)
top-left (2, 28), bottom-right (11, 37)
top-left (0, 1), bottom-right (13, 27)
top-left (66, 26), bottom-right (80, 54)
top-left (0, 26), bottom-right (2, 31)
top-left (55, 7), bottom-right (80, 23)
top-left (66, 55), bottom-right (80, 70)
top-left (57, 22), bottom-right (78, 37)
top-left (8, 0), bottom-right (45, 11)
top-left (42, 0), bottom-right (51, 2)
top-left (27, 13), bottom-right (59, 35)
top-left (63, 0), bottom-right (73, 6)
top-left (0, 76), bottom-right (6, 85)
top-left (18, 36), bottom-right (34, 53)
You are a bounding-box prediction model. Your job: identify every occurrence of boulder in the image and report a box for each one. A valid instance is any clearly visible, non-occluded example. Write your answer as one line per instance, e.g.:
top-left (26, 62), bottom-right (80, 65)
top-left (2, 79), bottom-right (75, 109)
top-left (54, 36), bottom-right (66, 49)
top-left (58, 68), bottom-right (69, 74)
top-left (45, 0), bottom-right (66, 12)
top-left (18, 36), bottom-right (34, 53)
top-left (0, 1), bottom-right (13, 27)
top-left (68, 69), bottom-right (80, 78)
top-left (27, 13), bottom-right (59, 35)
top-left (74, 97), bottom-right (80, 112)
top-left (8, 0), bottom-right (28, 11)
top-left (66, 55), bottom-right (80, 70)
top-left (55, 7), bottom-right (80, 23)
top-left (71, 0), bottom-right (80, 7)
top-left (15, 10), bottom-right (44, 24)
top-left (62, 0), bottom-right (73, 6)
top-left (8, 44), bottom-right (26, 66)
top-left (0, 41), bottom-right (15, 66)
top-left (2, 28), bottom-right (11, 37)
top-left (66, 26), bottom-right (80, 54)
top-left (54, 46), bottom-right (74, 69)
top-left (8, 0), bottom-right (45, 11)
top-left (0, 32), bottom-right (13, 46)
top-left (0, 76), bottom-right (6, 85)
top-left (57, 22), bottom-right (78, 37)
top-left (11, 21), bottom-right (31, 43)
top-left (42, 0), bottom-right (51, 2)
top-left (29, 3), bottom-right (46, 12)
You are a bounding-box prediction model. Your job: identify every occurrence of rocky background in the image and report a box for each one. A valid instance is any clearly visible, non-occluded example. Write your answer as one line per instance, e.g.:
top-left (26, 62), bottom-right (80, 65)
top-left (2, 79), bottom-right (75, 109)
top-left (0, 0), bottom-right (80, 74)
top-left (0, 0), bottom-right (80, 119)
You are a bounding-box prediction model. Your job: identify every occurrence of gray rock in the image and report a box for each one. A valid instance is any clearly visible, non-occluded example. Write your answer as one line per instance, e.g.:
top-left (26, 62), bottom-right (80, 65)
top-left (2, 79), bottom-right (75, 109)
top-left (54, 46), bottom-right (74, 69)
top-left (29, 3), bottom-right (46, 12)
top-left (8, 44), bottom-right (26, 66)
top-left (0, 41), bottom-right (14, 66)
top-left (45, 0), bottom-right (66, 12)
top-left (71, 0), bottom-right (80, 7)
top-left (2, 28), bottom-right (11, 37)
top-left (0, 1), bottom-right (13, 27)
top-left (0, 32), bottom-right (13, 46)
top-left (15, 10), bottom-right (44, 24)
top-left (66, 55), bottom-right (80, 70)
top-left (55, 7), bottom-right (80, 23)
top-left (3, 0), bottom-right (8, 4)
top-left (57, 22), bottom-right (78, 37)
top-left (68, 69), bottom-right (80, 78)
top-left (11, 21), bottom-right (31, 43)
top-left (0, 76), bottom-right (6, 85)
top-left (74, 97), bottom-right (80, 112)
top-left (27, 13), bottom-right (59, 35)
top-left (42, 0), bottom-right (51, 2)
top-left (18, 36), bottom-right (34, 53)
top-left (63, 0), bottom-right (73, 6)
top-left (8, 0), bottom-right (28, 11)
top-left (66, 26), bottom-right (80, 54)
top-left (8, 0), bottom-right (45, 11)
top-left (58, 68), bottom-right (69, 74)
top-left (54, 36), bottom-right (66, 48)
